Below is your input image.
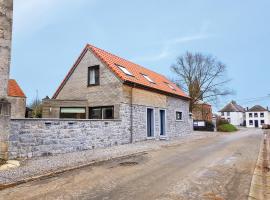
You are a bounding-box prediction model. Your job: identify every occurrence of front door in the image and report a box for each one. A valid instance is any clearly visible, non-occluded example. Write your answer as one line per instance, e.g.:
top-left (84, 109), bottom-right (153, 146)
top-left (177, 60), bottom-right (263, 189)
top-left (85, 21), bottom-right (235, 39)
top-left (160, 110), bottom-right (166, 136)
top-left (147, 108), bottom-right (154, 137)
top-left (255, 120), bottom-right (259, 128)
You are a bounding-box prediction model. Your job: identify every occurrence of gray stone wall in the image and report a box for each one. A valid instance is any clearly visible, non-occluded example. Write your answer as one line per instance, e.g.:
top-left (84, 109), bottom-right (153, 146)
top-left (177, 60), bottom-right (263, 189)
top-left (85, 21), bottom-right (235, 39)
top-left (8, 96), bottom-right (26, 118)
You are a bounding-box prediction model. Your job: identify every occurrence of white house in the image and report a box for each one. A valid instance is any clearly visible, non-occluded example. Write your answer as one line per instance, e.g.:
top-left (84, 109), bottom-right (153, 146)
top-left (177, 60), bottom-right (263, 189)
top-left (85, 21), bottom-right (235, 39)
top-left (219, 101), bottom-right (245, 126)
top-left (246, 105), bottom-right (270, 128)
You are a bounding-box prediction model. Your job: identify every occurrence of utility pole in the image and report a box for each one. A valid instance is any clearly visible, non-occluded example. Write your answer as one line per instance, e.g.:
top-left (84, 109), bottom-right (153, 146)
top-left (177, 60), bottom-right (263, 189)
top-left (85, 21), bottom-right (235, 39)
top-left (0, 0), bottom-right (13, 160)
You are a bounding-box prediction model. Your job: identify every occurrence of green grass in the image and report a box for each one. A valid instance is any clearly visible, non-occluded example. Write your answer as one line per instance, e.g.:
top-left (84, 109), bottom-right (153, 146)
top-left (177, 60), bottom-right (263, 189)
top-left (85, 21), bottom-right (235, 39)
top-left (217, 124), bottom-right (238, 132)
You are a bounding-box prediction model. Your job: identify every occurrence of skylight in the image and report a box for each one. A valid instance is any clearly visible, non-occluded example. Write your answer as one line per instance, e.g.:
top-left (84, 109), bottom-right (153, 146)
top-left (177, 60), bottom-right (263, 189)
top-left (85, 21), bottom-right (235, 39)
top-left (142, 74), bottom-right (155, 83)
top-left (116, 64), bottom-right (133, 76)
top-left (164, 82), bottom-right (176, 90)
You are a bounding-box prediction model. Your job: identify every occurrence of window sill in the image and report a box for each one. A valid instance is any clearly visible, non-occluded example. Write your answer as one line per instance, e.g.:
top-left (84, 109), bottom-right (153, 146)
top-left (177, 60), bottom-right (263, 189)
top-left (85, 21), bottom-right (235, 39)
top-left (176, 120), bottom-right (184, 122)
top-left (147, 137), bottom-right (155, 140)
top-left (159, 136), bottom-right (168, 140)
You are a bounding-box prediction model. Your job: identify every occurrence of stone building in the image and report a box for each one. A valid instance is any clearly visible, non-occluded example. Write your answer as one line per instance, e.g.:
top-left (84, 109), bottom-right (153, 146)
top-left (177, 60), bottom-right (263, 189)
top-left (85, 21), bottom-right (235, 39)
top-left (43, 44), bottom-right (192, 142)
top-left (7, 79), bottom-right (26, 118)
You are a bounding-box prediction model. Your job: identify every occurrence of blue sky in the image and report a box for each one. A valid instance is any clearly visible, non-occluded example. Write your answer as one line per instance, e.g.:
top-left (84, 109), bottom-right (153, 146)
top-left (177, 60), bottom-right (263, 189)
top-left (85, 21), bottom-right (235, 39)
top-left (11, 0), bottom-right (270, 110)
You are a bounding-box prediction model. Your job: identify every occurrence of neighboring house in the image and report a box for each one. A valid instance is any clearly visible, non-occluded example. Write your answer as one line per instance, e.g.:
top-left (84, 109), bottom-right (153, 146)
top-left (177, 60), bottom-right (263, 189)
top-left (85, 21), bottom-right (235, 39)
top-left (192, 101), bottom-right (212, 122)
top-left (42, 44), bottom-right (192, 141)
top-left (246, 105), bottom-right (270, 128)
top-left (219, 101), bottom-right (245, 126)
top-left (7, 79), bottom-right (26, 118)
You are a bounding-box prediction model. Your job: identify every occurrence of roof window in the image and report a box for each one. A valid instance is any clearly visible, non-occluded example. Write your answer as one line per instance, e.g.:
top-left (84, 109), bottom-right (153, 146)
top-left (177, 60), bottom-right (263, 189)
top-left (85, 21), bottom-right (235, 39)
top-left (142, 74), bottom-right (155, 83)
top-left (116, 64), bottom-right (133, 76)
top-left (165, 82), bottom-right (176, 90)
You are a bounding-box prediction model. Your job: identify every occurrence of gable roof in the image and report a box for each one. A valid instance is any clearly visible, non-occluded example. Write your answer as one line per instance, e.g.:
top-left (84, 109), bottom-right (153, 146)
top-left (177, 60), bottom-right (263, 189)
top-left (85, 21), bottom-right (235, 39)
top-left (52, 44), bottom-right (189, 100)
top-left (248, 105), bottom-right (268, 112)
top-left (8, 79), bottom-right (26, 98)
top-left (219, 101), bottom-right (245, 112)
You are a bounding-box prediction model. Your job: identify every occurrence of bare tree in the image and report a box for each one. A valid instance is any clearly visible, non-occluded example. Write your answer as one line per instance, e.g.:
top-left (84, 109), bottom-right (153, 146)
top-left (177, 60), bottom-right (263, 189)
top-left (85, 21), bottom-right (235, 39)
top-left (171, 52), bottom-right (232, 112)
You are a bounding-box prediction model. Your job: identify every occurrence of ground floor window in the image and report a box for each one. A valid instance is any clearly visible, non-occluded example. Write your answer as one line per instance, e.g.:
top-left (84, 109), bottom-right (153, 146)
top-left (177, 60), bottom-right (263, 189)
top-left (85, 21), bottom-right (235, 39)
top-left (249, 120), bottom-right (253, 125)
top-left (176, 111), bottom-right (183, 121)
top-left (60, 107), bottom-right (86, 119)
top-left (89, 106), bottom-right (114, 119)
top-left (261, 120), bottom-right (265, 125)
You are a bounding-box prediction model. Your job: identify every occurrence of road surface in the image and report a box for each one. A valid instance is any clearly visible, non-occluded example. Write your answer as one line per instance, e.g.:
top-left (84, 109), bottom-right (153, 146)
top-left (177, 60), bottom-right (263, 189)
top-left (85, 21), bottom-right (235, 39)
top-left (0, 129), bottom-right (262, 200)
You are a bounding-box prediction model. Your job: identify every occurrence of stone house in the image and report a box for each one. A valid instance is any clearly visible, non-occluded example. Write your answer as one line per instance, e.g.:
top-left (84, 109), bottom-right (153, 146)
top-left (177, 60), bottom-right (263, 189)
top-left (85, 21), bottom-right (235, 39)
top-left (219, 101), bottom-right (245, 126)
top-left (245, 105), bottom-right (270, 128)
top-left (7, 79), bottom-right (26, 118)
top-left (42, 44), bottom-right (192, 142)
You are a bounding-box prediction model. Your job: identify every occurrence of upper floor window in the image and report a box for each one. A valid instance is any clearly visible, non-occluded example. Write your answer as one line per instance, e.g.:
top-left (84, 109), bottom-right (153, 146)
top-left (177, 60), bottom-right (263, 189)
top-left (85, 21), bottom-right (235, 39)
top-left (88, 65), bottom-right (100, 86)
top-left (249, 113), bottom-right (253, 118)
top-left (254, 113), bottom-right (258, 118)
top-left (142, 74), bottom-right (155, 83)
top-left (260, 113), bottom-right (264, 118)
top-left (221, 112), bottom-right (224, 116)
top-left (117, 64), bottom-right (133, 76)
top-left (227, 112), bottom-right (230, 116)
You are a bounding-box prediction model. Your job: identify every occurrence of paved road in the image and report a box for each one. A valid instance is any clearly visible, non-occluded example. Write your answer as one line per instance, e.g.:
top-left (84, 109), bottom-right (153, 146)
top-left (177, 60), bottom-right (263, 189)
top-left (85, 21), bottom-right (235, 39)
top-left (0, 129), bottom-right (262, 200)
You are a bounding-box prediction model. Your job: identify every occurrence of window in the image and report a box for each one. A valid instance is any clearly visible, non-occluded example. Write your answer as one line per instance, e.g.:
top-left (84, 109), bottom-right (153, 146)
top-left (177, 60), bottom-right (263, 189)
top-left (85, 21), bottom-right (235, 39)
top-left (254, 113), bottom-right (258, 118)
top-left (142, 74), bottom-right (155, 83)
top-left (249, 113), bottom-right (253, 118)
top-left (249, 120), bottom-right (253, 125)
top-left (227, 118), bottom-right (231, 123)
top-left (261, 120), bottom-right (265, 125)
top-left (117, 64), bottom-right (133, 76)
top-left (164, 82), bottom-right (176, 91)
top-left (89, 106), bottom-right (114, 119)
top-left (60, 107), bottom-right (86, 119)
top-left (227, 112), bottom-right (230, 116)
top-left (88, 65), bottom-right (100, 86)
top-left (221, 112), bottom-right (224, 116)
top-left (260, 113), bottom-right (264, 117)
top-left (176, 111), bottom-right (183, 121)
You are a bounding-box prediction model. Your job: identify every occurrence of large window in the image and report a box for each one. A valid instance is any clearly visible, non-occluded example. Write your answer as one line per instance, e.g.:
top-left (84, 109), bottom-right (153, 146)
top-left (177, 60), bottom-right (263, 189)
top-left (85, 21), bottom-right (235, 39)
top-left (89, 106), bottom-right (114, 119)
top-left (88, 65), bottom-right (100, 86)
top-left (60, 107), bottom-right (86, 119)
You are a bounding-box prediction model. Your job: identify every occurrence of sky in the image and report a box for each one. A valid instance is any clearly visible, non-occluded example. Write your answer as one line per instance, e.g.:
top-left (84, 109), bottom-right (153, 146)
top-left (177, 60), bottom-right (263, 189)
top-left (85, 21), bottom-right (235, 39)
top-left (11, 0), bottom-right (270, 111)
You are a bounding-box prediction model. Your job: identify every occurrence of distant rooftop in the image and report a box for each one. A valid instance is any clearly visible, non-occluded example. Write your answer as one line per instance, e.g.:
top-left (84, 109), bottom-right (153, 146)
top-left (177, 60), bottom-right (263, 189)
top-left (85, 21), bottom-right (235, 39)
top-left (219, 101), bottom-right (245, 112)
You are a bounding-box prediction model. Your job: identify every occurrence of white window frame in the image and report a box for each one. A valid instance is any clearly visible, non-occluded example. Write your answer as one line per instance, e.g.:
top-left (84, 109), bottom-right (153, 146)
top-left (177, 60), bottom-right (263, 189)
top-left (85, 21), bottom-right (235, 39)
top-left (146, 107), bottom-right (155, 139)
top-left (142, 74), bottom-right (155, 83)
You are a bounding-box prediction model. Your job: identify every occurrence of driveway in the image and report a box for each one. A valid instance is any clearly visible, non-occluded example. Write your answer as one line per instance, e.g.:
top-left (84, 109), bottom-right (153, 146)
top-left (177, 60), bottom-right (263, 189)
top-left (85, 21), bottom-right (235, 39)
top-left (0, 129), bottom-right (262, 200)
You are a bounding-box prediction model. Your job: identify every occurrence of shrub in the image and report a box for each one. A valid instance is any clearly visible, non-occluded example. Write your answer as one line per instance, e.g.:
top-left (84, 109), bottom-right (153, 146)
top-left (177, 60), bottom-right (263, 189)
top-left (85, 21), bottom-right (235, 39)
top-left (216, 118), bottom-right (229, 127)
top-left (217, 124), bottom-right (238, 132)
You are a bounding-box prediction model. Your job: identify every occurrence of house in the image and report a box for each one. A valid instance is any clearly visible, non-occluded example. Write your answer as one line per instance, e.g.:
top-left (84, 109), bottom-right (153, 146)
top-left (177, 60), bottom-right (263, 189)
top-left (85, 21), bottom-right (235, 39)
top-left (7, 79), bottom-right (26, 118)
top-left (42, 44), bottom-right (192, 141)
top-left (246, 105), bottom-right (269, 128)
top-left (192, 101), bottom-right (212, 122)
top-left (219, 101), bottom-right (245, 126)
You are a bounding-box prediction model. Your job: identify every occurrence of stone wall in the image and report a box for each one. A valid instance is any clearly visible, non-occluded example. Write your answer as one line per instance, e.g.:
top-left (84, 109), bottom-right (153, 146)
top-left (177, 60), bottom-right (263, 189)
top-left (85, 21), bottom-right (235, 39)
top-left (9, 118), bottom-right (130, 159)
top-left (8, 96), bottom-right (26, 118)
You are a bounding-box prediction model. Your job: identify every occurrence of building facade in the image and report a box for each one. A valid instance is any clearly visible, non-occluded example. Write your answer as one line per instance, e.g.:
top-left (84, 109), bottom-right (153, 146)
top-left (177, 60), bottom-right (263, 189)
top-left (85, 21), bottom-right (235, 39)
top-left (192, 101), bottom-right (212, 122)
top-left (245, 105), bottom-right (269, 128)
top-left (219, 101), bottom-right (245, 126)
top-left (42, 44), bottom-right (192, 142)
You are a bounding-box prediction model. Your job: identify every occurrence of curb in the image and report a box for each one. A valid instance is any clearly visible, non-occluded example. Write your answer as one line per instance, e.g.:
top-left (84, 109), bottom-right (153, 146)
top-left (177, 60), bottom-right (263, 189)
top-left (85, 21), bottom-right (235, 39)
top-left (0, 151), bottom-right (147, 191)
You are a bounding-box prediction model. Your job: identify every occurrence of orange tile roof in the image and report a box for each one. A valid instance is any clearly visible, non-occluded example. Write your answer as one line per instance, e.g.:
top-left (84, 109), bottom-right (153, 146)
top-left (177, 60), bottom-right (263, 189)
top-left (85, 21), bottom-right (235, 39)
top-left (53, 44), bottom-right (190, 100)
top-left (8, 79), bottom-right (26, 98)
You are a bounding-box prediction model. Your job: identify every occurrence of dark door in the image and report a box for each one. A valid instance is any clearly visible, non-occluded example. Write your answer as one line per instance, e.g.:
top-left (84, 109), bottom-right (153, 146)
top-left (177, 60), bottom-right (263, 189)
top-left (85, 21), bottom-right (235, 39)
top-left (160, 110), bottom-right (165, 136)
top-left (147, 108), bottom-right (154, 137)
top-left (255, 120), bottom-right (259, 128)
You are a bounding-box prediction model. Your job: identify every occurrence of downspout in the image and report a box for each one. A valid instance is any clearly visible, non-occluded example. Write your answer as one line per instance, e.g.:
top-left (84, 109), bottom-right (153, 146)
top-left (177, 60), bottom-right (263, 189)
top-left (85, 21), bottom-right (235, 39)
top-left (130, 84), bottom-right (135, 143)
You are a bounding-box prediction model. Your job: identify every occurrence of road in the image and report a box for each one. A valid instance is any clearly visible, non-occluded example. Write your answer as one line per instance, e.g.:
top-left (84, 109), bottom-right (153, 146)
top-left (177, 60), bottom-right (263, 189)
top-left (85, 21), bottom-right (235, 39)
top-left (0, 129), bottom-right (262, 200)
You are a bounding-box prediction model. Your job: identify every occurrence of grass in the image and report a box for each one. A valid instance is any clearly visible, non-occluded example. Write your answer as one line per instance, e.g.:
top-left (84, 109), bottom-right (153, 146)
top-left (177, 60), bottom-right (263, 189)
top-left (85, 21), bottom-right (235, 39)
top-left (217, 124), bottom-right (238, 132)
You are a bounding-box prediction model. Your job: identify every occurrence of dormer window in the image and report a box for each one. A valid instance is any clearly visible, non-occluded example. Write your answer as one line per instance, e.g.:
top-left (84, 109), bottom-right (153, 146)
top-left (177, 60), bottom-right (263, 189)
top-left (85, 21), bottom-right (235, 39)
top-left (142, 74), bottom-right (155, 83)
top-left (117, 64), bottom-right (133, 76)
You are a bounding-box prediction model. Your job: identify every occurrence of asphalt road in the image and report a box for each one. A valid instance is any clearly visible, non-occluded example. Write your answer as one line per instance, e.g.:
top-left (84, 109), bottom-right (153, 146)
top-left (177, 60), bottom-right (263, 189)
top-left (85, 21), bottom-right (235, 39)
top-left (0, 129), bottom-right (262, 200)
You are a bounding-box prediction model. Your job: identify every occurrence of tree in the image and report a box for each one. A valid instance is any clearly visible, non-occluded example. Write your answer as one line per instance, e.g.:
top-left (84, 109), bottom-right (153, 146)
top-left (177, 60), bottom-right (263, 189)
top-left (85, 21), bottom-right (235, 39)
top-left (171, 52), bottom-right (232, 112)
top-left (28, 94), bottom-right (42, 118)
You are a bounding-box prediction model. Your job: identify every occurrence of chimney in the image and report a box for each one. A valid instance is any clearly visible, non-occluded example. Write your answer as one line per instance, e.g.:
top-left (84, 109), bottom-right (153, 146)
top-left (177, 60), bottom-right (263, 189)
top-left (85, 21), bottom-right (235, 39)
top-left (246, 107), bottom-right (249, 111)
top-left (0, 0), bottom-right (13, 160)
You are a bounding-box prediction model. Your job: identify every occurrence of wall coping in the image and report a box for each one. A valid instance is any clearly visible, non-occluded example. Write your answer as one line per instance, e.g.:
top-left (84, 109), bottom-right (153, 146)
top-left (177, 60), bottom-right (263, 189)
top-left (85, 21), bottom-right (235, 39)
top-left (10, 118), bottom-right (121, 122)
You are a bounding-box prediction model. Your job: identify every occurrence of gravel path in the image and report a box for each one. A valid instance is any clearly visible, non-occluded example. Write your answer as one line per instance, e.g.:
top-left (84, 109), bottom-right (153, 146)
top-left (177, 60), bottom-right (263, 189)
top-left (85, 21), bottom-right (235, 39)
top-left (0, 131), bottom-right (218, 185)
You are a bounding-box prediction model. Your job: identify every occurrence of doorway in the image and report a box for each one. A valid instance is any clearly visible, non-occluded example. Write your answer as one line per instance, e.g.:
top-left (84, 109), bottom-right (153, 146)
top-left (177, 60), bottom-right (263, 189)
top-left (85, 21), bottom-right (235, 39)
top-left (255, 120), bottom-right (259, 128)
top-left (159, 110), bottom-right (166, 136)
top-left (147, 108), bottom-right (154, 137)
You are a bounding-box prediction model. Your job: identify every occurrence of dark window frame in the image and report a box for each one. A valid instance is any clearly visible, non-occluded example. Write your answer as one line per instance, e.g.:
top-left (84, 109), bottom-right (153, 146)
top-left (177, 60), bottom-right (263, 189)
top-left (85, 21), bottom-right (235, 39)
top-left (88, 65), bottom-right (100, 86)
top-left (89, 106), bottom-right (114, 119)
top-left (176, 111), bottom-right (183, 121)
top-left (59, 107), bottom-right (86, 119)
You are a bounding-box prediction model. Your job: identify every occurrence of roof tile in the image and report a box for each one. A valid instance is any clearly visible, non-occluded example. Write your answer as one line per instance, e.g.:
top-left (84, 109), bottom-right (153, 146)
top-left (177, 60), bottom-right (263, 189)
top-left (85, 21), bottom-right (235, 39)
top-left (8, 79), bottom-right (26, 98)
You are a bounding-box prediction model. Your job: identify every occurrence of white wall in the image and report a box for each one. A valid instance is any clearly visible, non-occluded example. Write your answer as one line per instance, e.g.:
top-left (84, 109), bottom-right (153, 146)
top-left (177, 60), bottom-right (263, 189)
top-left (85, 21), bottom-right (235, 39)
top-left (219, 112), bottom-right (244, 126)
top-left (245, 111), bottom-right (269, 128)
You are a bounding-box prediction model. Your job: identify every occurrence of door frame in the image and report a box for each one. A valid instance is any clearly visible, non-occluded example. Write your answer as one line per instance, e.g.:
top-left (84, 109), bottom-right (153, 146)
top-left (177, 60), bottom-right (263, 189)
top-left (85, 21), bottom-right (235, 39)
top-left (146, 107), bottom-right (155, 139)
top-left (255, 120), bottom-right (259, 128)
top-left (159, 109), bottom-right (167, 138)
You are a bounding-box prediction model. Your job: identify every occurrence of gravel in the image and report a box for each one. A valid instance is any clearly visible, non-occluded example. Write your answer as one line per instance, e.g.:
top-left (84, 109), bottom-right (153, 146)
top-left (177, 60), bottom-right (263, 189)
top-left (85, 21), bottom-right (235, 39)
top-left (0, 131), bottom-right (218, 185)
